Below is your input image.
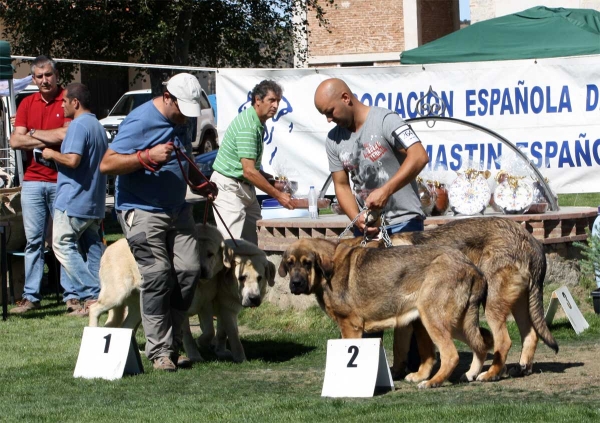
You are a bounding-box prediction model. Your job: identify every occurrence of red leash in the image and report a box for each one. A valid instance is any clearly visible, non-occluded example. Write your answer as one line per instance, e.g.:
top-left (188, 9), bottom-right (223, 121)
top-left (171, 144), bottom-right (238, 247)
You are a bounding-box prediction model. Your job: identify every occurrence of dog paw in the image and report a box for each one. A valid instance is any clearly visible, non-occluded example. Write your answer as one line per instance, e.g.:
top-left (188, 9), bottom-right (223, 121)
top-left (390, 365), bottom-right (408, 381)
top-left (417, 380), bottom-right (440, 389)
top-left (187, 354), bottom-right (205, 363)
top-left (476, 371), bottom-right (501, 382)
top-left (405, 372), bottom-right (427, 383)
top-left (215, 349), bottom-right (234, 361)
top-left (460, 372), bottom-right (477, 383)
top-left (508, 363), bottom-right (532, 378)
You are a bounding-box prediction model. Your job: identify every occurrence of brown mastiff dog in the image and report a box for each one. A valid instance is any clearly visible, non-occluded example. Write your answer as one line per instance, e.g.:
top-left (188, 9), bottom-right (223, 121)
top-left (279, 238), bottom-right (494, 388)
top-left (389, 216), bottom-right (558, 381)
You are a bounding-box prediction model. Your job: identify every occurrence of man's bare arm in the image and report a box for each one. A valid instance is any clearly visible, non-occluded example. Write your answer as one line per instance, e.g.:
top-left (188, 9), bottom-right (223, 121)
top-left (31, 126), bottom-right (68, 145)
top-left (100, 144), bottom-right (174, 176)
top-left (332, 170), bottom-right (378, 236)
top-left (41, 149), bottom-right (81, 169)
top-left (241, 158), bottom-right (294, 209)
top-left (10, 126), bottom-right (47, 150)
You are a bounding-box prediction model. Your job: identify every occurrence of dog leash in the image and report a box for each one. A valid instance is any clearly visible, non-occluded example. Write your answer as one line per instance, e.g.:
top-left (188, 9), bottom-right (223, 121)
top-left (170, 144), bottom-right (239, 247)
top-left (338, 207), bottom-right (392, 248)
top-left (172, 143), bottom-right (218, 197)
top-left (378, 215), bottom-right (393, 248)
top-left (338, 206), bottom-right (367, 241)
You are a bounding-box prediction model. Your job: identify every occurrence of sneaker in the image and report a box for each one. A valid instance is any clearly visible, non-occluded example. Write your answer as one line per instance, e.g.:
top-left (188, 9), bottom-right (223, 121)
top-left (176, 354), bottom-right (193, 369)
top-left (153, 356), bottom-right (177, 372)
top-left (66, 299), bottom-right (82, 313)
top-left (9, 299), bottom-right (41, 314)
top-left (69, 299), bottom-right (98, 317)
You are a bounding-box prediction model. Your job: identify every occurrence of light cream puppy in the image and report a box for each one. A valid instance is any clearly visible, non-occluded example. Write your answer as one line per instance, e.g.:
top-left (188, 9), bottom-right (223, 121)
top-left (88, 223), bottom-right (227, 334)
top-left (89, 226), bottom-right (275, 364)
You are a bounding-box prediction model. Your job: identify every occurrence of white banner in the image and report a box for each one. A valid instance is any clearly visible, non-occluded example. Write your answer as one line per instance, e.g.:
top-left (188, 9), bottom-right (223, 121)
top-left (217, 55), bottom-right (600, 195)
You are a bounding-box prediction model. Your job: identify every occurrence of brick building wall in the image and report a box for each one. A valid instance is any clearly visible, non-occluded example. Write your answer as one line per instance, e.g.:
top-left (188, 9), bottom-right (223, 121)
top-left (307, 0), bottom-right (405, 57)
top-left (305, 0), bottom-right (458, 66)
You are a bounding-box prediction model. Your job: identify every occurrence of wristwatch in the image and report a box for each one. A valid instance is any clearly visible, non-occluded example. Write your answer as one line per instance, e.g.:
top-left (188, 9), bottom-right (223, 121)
top-left (29, 128), bottom-right (36, 137)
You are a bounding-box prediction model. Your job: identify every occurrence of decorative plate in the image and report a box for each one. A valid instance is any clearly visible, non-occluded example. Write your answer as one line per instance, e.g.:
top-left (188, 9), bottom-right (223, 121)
top-left (448, 174), bottom-right (491, 215)
top-left (418, 180), bottom-right (437, 216)
top-left (493, 179), bottom-right (533, 214)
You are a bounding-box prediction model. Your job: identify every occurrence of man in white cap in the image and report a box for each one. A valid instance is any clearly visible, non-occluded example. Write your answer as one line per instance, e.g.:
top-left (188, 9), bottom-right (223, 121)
top-left (100, 73), bottom-right (204, 372)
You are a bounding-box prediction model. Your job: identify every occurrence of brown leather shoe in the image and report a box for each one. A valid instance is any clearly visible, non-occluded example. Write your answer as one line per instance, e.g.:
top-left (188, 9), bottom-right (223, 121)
top-left (66, 299), bottom-right (82, 312)
top-left (176, 354), bottom-right (193, 369)
top-left (9, 299), bottom-right (41, 314)
top-left (153, 356), bottom-right (177, 372)
top-left (69, 299), bottom-right (98, 317)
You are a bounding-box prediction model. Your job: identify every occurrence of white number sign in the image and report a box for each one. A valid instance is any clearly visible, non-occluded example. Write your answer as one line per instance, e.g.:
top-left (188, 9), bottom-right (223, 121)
top-left (73, 327), bottom-right (144, 380)
top-left (321, 338), bottom-right (394, 398)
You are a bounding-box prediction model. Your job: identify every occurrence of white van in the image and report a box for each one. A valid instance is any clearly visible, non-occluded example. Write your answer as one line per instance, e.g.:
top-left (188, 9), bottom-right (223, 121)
top-left (0, 84), bottom-right (40, 186)
top-left (99, 88), bottom-right (219, 153)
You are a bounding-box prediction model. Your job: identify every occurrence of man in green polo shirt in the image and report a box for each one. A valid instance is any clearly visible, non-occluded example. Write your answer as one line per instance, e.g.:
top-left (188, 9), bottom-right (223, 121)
top-left (211, 80), bottom-right (294, 244)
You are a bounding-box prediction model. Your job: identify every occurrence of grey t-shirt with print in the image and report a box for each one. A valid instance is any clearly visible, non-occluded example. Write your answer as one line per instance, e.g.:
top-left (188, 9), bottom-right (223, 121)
top-left (326, 106), bottom-right (425, 225)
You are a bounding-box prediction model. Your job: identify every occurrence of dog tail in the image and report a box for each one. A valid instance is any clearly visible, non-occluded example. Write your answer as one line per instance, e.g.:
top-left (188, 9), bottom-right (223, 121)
top-left (528, 277), bottom-right (559, 353)
top-left (528, 243), bottom-right (559, 353)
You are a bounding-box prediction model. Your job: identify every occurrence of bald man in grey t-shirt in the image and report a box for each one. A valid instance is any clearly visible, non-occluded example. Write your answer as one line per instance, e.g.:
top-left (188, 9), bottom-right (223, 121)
top-left (314, 78), bottom-right (429, 236)
top-left (314, 78), bottom-right (429, 373)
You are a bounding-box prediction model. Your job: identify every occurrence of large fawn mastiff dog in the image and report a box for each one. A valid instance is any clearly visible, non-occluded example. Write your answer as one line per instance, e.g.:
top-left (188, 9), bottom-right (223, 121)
top-left (88, 224), bottom-right (227, 332)
top-left (279, 238), bottom-right (494, 388)
top-left (389, 216), bottom-right (558, 381)
top-left (89, 224), bottom-right (276, 364)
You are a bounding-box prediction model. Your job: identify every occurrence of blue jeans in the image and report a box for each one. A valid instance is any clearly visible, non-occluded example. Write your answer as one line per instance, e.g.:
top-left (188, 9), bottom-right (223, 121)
top-left (353, 216), bottom-right (424, 237)
top-left (52, 209), bottom-right (103, 301)
top-left (592, 214), bottom-right (600, 289)
top-left (386, 217), bottom-right (425, 234)
top-left (21, 181), bottom-right (76, 303)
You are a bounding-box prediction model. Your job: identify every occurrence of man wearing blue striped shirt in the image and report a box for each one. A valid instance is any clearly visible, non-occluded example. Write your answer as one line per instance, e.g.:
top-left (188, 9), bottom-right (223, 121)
top-left (211, 80), bottom-right (294, 244)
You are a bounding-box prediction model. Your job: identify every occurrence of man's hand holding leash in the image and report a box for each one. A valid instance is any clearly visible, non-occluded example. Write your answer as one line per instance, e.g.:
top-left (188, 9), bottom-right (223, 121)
top-left (149, 142), bottom-right (174, 164)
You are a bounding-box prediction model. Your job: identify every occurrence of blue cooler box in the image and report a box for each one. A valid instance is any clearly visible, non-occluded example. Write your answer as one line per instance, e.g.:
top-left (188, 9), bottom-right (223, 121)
top-left (261, 198), bottom-right (309, 219)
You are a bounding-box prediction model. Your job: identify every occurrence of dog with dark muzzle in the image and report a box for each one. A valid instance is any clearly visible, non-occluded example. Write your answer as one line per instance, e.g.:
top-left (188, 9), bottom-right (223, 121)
top-left (279, 238), bottom-right (494, 388)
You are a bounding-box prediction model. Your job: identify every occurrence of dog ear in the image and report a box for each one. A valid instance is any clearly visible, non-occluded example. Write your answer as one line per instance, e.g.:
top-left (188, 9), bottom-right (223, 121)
top-left (316, 252), bottom-right (333, 280)
top-left (222, 242), bottom-right (234, 269)
top-left (266, 261), bottom-right (277, 287)
top-left (278, 251), bottom-right (289, 277)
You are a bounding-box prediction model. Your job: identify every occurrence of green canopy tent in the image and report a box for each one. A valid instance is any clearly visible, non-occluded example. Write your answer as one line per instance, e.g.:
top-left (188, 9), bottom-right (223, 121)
top-left (400, 6), bottom-right (600, 64)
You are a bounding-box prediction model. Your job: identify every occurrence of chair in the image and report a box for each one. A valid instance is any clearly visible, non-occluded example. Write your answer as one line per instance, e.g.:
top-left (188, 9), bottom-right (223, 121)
top-left (6, 249), bottom-right (61, 305)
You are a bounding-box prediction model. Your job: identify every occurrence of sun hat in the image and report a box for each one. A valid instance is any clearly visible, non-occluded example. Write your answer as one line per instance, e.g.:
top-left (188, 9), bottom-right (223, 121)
top-left (163, 73), bottom-right (202, 117)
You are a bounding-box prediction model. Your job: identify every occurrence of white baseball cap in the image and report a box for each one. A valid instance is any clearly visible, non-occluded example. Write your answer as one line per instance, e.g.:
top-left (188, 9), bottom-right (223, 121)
top-left (163, 73), bottom-right (202, 117)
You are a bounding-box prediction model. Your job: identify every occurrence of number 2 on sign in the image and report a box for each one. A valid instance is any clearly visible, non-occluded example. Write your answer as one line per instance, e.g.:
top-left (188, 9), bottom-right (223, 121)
top-left (347, 345), bottom-right (359, 367)
top-left (103, 334), bottom-right (112, 353)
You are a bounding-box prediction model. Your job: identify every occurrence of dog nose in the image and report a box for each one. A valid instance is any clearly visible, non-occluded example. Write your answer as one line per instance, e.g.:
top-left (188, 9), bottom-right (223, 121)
top-left (248, 296), bottom-right (261, 307)
top-left (199, 265), bottom-right (211, 279)
top-left (289, 279), bottom-right (305, 294)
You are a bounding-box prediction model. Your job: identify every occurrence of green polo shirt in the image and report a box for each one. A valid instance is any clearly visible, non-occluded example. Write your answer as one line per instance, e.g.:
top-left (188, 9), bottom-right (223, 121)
top-left (213, 106), bottom-right (265, 180)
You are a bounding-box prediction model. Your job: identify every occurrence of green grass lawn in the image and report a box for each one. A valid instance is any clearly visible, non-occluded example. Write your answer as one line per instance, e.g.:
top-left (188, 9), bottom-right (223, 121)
top-left (29, 196), bottom-right (594, 422)
top-left (1, 298), bottom-right (600, 422)
top-left (559, 193), bottom-right (600, 207)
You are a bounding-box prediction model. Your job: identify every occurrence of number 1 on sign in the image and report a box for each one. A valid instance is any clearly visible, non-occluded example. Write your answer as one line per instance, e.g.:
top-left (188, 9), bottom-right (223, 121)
top-left (347, 345), bottom-right (358, 367)
top-left (104, 334), bottom-right (111, 353)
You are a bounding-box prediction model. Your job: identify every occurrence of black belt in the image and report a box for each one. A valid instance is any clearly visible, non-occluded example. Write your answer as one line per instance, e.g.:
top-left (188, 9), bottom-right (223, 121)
top-left (232, 177), bottom-right (251, 186)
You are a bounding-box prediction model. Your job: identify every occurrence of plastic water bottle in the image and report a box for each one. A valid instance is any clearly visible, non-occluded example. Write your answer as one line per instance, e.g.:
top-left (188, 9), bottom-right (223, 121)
top-left (308, 186), bottom-right (319, 219)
